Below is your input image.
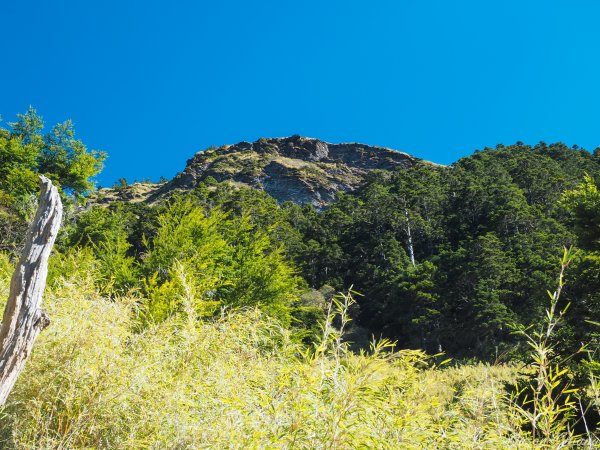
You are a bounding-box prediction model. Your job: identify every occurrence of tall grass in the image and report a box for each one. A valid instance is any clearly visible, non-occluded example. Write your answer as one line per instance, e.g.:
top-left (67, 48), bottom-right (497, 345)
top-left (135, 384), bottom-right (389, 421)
top-left (510, 248), bottom-right (581, 447)
top-left (0, 250), bottom-right (593, 448)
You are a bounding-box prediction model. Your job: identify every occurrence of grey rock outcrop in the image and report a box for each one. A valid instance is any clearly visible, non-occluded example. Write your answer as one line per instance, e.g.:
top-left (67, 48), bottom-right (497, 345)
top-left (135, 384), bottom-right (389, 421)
top-left (94, 136), bottom-right (433, 208)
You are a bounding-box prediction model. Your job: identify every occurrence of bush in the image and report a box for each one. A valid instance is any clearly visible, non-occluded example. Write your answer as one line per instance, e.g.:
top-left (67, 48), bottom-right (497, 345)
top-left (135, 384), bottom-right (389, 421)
top-left (140, 199), bottom-right (300, 325)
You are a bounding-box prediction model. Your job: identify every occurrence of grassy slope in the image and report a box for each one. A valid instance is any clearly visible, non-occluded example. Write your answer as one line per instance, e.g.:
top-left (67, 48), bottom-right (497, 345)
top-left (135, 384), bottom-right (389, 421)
top-left (0, 252), bottom-right (586, 449)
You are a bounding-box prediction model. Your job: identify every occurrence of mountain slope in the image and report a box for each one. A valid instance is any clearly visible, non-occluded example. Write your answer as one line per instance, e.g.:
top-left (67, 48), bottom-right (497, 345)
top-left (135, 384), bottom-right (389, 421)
top-left (95, 136), bottom-right (433, 207)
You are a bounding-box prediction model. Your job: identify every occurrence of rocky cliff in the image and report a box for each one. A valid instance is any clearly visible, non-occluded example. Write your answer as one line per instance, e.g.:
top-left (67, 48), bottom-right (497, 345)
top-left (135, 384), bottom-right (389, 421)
top-left (94, 136), bottom-right (431, 207)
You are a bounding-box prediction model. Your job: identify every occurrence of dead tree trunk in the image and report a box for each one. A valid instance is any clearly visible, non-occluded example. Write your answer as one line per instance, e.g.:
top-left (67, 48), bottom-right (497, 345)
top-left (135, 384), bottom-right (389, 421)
top-left (0, 176), bottom-right (62, 406)
top-left (404, 206), bottom-right (416, 267)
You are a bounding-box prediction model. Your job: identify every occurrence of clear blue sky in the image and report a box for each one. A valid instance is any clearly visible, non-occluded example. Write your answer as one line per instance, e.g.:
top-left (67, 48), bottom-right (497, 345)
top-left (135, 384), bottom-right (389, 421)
top-left (1, 0), bottom-right (600, 187)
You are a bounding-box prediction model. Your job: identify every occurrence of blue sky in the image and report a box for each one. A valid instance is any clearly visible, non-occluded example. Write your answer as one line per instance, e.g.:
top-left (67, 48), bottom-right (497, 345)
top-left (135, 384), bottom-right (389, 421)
top-left (1, 0), bottom-right (600, 187)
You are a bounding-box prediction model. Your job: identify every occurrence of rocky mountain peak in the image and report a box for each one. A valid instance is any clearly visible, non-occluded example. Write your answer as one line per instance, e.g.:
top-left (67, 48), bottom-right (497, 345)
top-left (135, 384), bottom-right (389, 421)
top-left (94, 136), bottom-right (433, 208)
top-left (253, 136), bottom-right (330, 161)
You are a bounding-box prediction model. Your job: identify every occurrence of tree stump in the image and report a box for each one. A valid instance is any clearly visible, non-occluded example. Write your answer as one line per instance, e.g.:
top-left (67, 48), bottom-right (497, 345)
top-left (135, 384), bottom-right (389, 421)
top-left (0, 176), bottom-right (62, 406)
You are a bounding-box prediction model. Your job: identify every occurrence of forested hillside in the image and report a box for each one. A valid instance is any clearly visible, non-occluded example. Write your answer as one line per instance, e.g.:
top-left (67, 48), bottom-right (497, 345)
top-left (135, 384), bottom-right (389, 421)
top-left (2, 109), bottom-right (600, 447)
top-left (286, 143), bottom-right (600, 359)
top-left (76, 139), bottom-right (600, 360)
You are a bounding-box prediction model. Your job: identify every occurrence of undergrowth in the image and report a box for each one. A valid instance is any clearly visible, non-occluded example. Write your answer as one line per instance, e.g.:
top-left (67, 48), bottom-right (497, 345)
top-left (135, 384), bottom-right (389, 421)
top-left (0, 250), bottom-right (595, 448)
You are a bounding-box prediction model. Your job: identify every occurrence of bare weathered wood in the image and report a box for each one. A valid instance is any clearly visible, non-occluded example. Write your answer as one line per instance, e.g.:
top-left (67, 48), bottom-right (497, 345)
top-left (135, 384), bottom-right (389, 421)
top-left (0, 176), bottom-right (62, 406)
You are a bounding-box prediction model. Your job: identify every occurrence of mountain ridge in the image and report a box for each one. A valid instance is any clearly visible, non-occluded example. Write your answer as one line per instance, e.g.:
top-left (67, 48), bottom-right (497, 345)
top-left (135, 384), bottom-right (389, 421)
top-left (92, 135), bottom-right (436, 207)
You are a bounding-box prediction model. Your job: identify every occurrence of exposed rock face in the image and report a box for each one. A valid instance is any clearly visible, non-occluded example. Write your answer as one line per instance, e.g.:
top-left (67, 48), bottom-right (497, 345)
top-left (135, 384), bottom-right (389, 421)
top-left (90, 136), bottom-right (431, 208)
top-left (148, 136), bottom-right (427, 207)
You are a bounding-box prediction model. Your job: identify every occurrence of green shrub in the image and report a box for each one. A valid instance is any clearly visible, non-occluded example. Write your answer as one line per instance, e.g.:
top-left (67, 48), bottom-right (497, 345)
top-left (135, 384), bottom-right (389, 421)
top-left (140, 199), bottom-right (300, 325)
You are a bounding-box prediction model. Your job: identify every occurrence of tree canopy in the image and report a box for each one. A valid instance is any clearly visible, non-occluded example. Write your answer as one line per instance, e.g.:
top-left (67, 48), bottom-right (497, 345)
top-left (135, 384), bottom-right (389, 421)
top-left (2, 107), bottom-right (105, 202)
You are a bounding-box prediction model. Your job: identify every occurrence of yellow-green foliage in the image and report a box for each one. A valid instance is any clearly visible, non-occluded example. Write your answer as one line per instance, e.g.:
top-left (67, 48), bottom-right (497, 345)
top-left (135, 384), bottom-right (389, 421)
top-left (143, 200), bottom-right (300, 324)
top-left (0, 258), bottom-right (587, 449)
